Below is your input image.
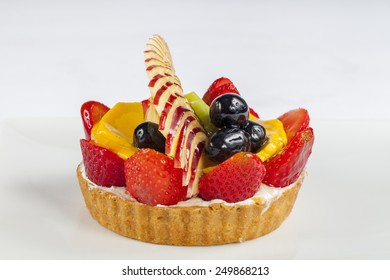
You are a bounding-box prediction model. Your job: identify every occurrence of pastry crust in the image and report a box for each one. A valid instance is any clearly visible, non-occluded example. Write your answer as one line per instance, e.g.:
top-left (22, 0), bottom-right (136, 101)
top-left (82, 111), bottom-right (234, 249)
top-left (77, 164), bottom-right (303, 246)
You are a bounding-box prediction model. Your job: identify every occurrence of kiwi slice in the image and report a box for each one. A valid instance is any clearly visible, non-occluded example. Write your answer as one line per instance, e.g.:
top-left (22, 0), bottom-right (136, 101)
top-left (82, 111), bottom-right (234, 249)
top-left (185, 92), bottom-right (218, 135)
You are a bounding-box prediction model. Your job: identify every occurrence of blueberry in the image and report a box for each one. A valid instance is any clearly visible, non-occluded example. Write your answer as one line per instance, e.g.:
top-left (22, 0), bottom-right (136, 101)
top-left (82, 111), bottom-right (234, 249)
top-left (133, 122), bottom-right (166, 153)
top-left (241, 120), bottom-right (267, 153)
top-left (205, 127), bottom-right (251, 163)
top-left (210, 94), bottom-right (249, 128)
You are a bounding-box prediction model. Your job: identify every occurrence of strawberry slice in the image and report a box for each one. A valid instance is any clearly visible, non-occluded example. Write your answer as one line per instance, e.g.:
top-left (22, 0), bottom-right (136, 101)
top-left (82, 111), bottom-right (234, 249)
top-left (278, 108), bottom-right (310, 142)
top-left (81, 101), bottom-right (110, 140)
top-left (263, 127), bottom-right (314, 187)
top-left (203, 77), bottom-right (239, 106)
top-left (198, 152), bottom-right (266, 203)
top-left (80, 139), bottom-right (125, 187)
top-left (124, 149), bottom-right (187, 206)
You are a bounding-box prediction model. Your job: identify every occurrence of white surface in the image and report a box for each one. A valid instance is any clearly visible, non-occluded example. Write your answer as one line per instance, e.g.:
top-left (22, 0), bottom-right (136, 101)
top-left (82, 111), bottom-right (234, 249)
top-left (1, 0), bottom-right (390, 260)
top-left (1, 0), bottom-right (390, 121)
top-left (0, 118), bottom-right (389, 259)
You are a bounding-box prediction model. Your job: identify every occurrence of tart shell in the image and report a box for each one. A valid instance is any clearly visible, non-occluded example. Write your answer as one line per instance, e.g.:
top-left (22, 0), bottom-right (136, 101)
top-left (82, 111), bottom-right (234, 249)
top-left (77, 164), bottom-right (303, 246)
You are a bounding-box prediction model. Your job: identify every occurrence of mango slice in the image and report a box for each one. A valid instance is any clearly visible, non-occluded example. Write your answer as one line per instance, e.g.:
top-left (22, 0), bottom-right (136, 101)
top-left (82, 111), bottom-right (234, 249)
top-left (91, 102), bottom-right (144, 160)
top-left (255, 119), bottom-right (287, 162)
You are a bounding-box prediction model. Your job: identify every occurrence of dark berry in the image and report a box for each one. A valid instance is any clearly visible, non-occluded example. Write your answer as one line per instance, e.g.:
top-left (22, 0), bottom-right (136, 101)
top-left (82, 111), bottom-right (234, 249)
top-left (210, 94), bottom-right (249, 128)
top-left (133, 122), bottom-right (166, 153)
top-left (241, 120), bottom-right (268, 153)
top-left (205, 127), bottom-right (251, 163)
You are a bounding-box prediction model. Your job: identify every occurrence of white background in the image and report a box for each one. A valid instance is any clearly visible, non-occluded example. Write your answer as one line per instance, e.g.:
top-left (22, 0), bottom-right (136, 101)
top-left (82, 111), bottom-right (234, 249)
top-left (1, 0), bottom-right (390, 261)
top-left (1, 0), bottom-right (390, 121)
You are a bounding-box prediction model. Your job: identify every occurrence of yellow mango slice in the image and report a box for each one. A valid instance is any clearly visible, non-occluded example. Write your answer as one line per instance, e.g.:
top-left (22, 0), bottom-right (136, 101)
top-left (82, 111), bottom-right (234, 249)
top-left (255, 119), bottom-right (287, 162)
top-left (91, 102), bottom-right (144, 160)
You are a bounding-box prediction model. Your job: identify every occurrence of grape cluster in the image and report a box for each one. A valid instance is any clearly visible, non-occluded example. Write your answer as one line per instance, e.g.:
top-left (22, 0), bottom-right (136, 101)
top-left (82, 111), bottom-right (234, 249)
top-left (206, 94), bottom-right (267, 162)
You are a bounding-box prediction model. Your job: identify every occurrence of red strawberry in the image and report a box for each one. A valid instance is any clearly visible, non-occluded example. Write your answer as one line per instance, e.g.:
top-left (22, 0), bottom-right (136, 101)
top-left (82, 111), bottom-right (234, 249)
top-left (203, 77), bottom-right (239, 106)
top-left (80, 139), bottom-right (125, 187)
top-left (124, 149), bottom-right (187, 206)
top-left (203, 77), bottom-right (260, 118)
top-left (81, 101), bottom-right (110, 140)
top-left (263, 127), bottom-right (314, 187)
top-left (278, 108), bottom-right (310, 142)
top-left (249, 108), bottom-right (260, 119)
top-left (198, 152), bottom-right (266, 203)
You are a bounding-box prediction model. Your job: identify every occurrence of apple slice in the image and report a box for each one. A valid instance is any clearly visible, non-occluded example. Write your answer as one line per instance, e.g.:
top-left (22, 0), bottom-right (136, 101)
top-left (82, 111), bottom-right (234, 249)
top-left (146, 43), bottom-right (165, 59)
top-left (144, 49), bottom-right (164, 61)
top-left (148, 73), bottom-right (181, 88)
top-left (165, 106), bottom-right (192, 156)
top-left (186, 142), bottom-right (205, 197)
top-left (147, 37), bottom-right (174, 69)
top-left (174, 116), bottom-right (196, 168)
top-left (144, 103), bottom-right (160, 124)
top-left (160, 96), bottom-right (190, 134)
top-left (159, 94), bottom-right (179, 130)
top-left (145, 65), bottom-right (176, 80)
top-left (145, 57), bottom-right (170, 69)
top-left (153, 83), bottom-right (182, 109)
top-left (144, 35), bottom-right (207, 197)
top-left (182, 128), bottom-right (206, 186)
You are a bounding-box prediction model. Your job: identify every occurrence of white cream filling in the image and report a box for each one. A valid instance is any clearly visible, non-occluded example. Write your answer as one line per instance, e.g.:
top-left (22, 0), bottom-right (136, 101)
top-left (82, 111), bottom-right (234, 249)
top-left (80, 163), bottom-right (300, 214)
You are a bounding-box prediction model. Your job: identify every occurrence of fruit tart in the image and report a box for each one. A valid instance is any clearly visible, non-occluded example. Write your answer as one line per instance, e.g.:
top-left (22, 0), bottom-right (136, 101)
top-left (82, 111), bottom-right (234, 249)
top-left (76, 35), bottom-right (314, 246)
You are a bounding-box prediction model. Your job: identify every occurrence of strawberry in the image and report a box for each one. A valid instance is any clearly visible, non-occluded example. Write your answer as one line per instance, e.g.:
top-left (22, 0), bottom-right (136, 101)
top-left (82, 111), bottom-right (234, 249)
top-left (249, 108), bottom-right (260, 119)
top-left (203, 77), bottom-right (239, 106)
top-left (263, 127), bottom-right (314, 187)
top-left (278, 108), bottom-right (310, 142)
top-left (124, 148), bottom-right (187, 206)
top-left (198, 152), bottom-right (266, 203)
top-left (80, 139), bottom-right (125, 187)
top-left (81, 101), bottom-right (110, 140)
top-left (203, 77), bottom-right (260, 118)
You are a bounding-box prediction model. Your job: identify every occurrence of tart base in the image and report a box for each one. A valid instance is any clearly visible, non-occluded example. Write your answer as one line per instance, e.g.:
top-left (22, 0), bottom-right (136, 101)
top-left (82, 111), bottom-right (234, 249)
top-left (77, 164), bottom-right (303, 246)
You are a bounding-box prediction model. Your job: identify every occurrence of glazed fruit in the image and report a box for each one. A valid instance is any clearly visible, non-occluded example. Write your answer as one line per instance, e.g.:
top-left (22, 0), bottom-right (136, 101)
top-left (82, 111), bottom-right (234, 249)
top-left (76, 35), bottom-right (317, 246)
top-left (198, 152), bottom-right (266, 203)
top-left (91, 102), bottom-right (144, 160)
top-left (133, 121), bottom-right (166, 153)
top-left (141, 98), bottom-right (151, 116)
top-left (203, 77), bottom-right (260, 118)
top-left (81, 101), bottom-right (110, 140)
top-left (80, 139), bottom-right (125, 187)
top-left (185, 92), bottom-right (218, 135)
top-left (210, 94), bottom-right (249, 128)
top-left (241, 120), bottom-right (267, 153)
top-left (249, 108), bottom-right (260, 119)
top-left (125, 148), bottom-right (187, 206)
top-left (263, 127), bottom-right (314, 187)
top-left (205, 127), bottom-right (251, 163)
top-left (144, 36), bottom-right (208, 197)
top-left (254, 119), bottom-right (287, 162)
top-left (203, 77), bottom-right (239, 106)
top-left (278, 108), bottom-right (310, 142)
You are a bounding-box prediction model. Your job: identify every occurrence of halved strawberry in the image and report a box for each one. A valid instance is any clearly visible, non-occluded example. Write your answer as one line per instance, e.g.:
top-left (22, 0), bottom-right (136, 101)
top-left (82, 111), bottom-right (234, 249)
top-left (278, 108), bottom-right (310, 142)
top-left (80, 139), bottom-right (125, 187)
top-left (124, 149), bottom-right (187, 206)
top-left (81, 101), bottom-right (110, 140)
top-left (203, 77), bottom-right (239, 106)
top-left (263, 127), bottom-right (314, 187)
top-left (198, 152), bottom-right (266, 203)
